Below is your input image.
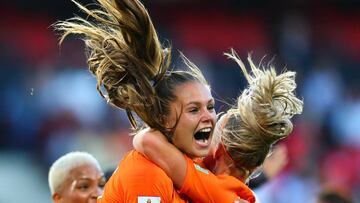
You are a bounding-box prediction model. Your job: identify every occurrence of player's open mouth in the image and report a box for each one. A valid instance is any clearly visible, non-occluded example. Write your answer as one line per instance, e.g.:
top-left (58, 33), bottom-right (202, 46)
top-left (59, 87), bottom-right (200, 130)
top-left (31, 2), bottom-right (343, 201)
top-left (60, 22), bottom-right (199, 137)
top-left (194, 127), bottom-right (212, 147)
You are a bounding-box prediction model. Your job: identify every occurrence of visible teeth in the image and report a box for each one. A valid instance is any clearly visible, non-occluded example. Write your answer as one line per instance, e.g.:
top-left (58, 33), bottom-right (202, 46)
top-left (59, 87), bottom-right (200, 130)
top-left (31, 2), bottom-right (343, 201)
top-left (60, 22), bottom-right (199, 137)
top-left (199, 139), bottom-right (208, 144)
top-left (199, 128), bottom-right (211, 133)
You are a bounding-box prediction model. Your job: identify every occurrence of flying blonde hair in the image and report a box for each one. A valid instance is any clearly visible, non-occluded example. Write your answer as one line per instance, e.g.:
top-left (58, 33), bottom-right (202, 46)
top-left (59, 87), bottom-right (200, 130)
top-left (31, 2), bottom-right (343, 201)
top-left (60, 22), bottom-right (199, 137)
top-left (221, 49), bottom-right (303, 171)
top-left (54, 0), bottom-right (208, 136)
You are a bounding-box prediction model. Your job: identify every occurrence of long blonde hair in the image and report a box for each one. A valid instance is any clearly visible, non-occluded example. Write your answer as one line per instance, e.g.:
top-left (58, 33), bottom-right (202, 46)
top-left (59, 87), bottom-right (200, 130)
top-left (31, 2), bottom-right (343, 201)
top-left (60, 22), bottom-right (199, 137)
top-left (54, 0), bottom-right (208, 136)
top-left (222, 49), bottom-right (303, 170)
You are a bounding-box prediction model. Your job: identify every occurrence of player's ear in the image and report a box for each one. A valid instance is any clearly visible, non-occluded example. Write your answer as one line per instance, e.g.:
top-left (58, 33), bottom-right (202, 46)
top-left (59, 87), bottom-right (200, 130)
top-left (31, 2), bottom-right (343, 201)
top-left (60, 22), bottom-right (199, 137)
top-left (52, 193), bottom-right (61, 203)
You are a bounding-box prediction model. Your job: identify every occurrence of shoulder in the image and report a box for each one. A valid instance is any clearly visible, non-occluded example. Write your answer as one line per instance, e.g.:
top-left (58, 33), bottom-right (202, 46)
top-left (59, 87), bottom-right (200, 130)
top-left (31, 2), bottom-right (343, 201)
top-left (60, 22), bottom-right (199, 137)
top-left (179, 156), bottom-right (212, 193)
top-left (103, 150), bottom-right (179, 202)
top-left (120, 150), bottom-right (175, 194)
top-left (119, 150), bottom-right (170, 178)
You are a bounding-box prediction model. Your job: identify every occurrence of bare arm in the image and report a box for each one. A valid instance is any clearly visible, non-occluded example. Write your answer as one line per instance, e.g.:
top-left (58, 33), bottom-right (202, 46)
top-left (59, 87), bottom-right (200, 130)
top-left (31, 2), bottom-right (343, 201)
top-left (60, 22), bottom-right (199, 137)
top-left (133, 128), bottom-right (187, 188)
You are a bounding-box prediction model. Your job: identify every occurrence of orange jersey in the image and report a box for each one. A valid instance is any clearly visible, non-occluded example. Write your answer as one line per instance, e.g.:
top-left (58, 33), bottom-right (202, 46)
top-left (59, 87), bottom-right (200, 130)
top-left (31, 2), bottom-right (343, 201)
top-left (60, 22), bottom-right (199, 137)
top-left (98, 150), bottom-right (188, 203)
top-left (179, 156), bottom-right (256, 203)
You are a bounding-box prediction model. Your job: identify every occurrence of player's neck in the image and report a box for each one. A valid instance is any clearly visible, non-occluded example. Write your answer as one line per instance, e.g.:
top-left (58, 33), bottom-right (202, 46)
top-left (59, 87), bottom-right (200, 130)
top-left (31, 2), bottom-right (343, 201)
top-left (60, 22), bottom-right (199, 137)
top-left (209, 146), bottom-right (232, 175)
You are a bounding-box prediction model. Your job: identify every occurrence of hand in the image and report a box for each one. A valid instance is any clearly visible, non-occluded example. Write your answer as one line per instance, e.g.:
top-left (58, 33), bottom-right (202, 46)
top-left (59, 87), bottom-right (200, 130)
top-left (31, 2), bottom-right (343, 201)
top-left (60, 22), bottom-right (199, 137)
top-left (263, 144), bottom-right (288, 179)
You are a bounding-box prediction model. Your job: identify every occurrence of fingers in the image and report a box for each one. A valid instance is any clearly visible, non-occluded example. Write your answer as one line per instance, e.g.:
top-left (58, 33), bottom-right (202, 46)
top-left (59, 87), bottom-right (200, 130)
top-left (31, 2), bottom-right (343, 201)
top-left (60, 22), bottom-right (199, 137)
top-left (234, 197), bottom-right (250, 203)
top-left (263, 144), bottom-right (289, 178)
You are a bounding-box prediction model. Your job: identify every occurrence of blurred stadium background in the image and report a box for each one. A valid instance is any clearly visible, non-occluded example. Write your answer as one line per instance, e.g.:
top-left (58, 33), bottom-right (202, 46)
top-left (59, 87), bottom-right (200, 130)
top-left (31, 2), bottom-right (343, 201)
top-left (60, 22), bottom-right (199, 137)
top-left (1, 0), bottom-right (360, 202)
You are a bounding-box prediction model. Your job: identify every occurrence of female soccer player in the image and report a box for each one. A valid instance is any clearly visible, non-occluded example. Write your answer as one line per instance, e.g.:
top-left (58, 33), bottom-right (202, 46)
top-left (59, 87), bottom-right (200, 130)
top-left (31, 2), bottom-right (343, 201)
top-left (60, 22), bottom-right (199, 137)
top-left (48, 151), bottom-right (106, 203)
top-left (54, 0), bottom-right (218, 202)
top-left (134, 50), bottom-right (304, 203)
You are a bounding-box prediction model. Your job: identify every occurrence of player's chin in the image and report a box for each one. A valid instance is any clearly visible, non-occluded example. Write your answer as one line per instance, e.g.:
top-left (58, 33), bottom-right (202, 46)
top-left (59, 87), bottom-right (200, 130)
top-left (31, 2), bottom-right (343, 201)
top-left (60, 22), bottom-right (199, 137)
top-left (191, 145), bottom-right (210, 158)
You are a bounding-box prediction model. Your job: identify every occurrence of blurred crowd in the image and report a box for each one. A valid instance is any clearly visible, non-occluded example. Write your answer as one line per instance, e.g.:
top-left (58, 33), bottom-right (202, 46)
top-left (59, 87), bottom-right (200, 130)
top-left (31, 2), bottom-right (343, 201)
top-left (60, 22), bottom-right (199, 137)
top-left (1, 0), bottom-right (360, 202)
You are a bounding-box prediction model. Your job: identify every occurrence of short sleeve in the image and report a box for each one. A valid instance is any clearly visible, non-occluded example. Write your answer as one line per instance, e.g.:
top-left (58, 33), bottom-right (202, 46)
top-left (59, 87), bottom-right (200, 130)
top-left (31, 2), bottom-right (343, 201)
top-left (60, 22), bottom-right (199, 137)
top-left (100, 150), bottom-right (187, 203)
